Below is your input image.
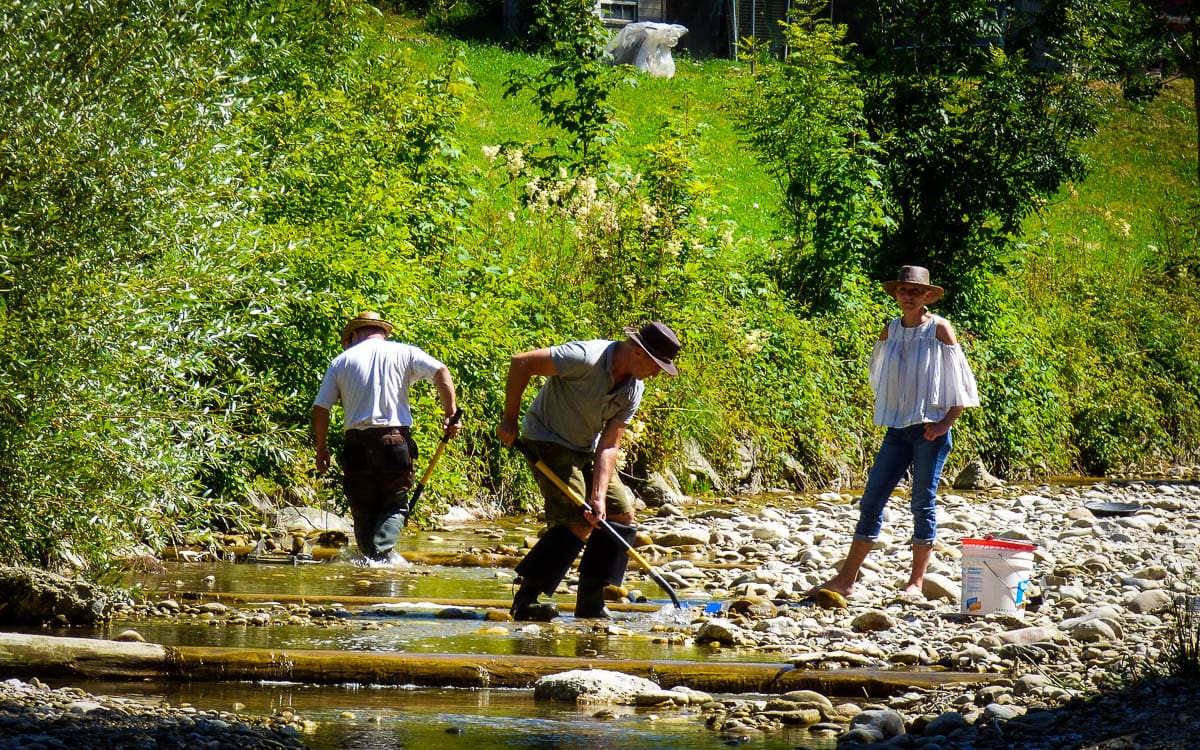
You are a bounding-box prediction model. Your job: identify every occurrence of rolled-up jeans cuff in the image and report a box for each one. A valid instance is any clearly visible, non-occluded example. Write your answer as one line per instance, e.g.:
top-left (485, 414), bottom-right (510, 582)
top-left (909, 537), bottom-right (935, 546)
top-left (852, 533), bottom-right (878, 544)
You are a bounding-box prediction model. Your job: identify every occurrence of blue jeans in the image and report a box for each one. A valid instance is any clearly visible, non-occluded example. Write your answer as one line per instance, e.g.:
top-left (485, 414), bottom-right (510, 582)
top-left (854, 424), bottom-right (952, 545)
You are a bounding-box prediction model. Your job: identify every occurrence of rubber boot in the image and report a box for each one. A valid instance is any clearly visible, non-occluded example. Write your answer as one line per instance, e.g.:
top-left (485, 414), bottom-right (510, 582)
top-left (510, 582), bottom-right (558, 622)
top-left (510, 525), bottom-right (584, 621)
top-left (575, 521), bottom-right (637, 618)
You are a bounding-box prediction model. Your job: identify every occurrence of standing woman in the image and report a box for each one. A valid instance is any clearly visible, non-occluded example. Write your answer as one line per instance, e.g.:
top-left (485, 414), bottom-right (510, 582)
top-left (816, 266), bottom-right (980, 599)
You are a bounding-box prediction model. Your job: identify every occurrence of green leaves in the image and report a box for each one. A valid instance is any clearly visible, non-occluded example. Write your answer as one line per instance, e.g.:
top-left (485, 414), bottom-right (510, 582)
top-left (504, 0), bottom-right (622, 173)
top-left (733, 2), bottom-right (887, 313)
top-left (0, 0), bottom-right (377, 569)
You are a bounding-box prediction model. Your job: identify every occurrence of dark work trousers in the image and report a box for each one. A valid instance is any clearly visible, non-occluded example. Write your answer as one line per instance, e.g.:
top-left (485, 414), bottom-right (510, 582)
top-left (340, 426), bottom-right (417, 560)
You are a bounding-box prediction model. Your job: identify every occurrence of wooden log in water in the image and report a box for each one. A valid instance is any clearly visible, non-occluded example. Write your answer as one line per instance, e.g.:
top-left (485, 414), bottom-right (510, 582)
top-left (169, 647), bottom-right (989, 694)
top-left (0, 632), bottom-right (988, 696)
top-left (164, 546), bottom-right (524, 567)
top-left (177, 591), bottom-right (663, 613)
top-left (0, 632), bottom-right (168, 680)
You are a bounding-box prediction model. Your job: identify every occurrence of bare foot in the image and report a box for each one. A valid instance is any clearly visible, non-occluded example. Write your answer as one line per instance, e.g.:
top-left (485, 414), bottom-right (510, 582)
top-left (902, 583), bottom-right (925, 599)
top-left (809, 579), bottom-right (854, 598)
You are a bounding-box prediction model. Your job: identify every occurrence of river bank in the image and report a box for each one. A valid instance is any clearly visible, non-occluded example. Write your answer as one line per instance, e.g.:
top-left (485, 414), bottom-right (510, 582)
top-left (0, 676), bottom-right (308, 749)
top-left (3, 476), bottom-right (1200, 748)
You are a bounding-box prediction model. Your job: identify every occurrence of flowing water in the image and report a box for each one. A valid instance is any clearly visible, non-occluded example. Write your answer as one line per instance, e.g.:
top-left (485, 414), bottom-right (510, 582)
top-left (56, 677), bottom-right (830, 749)
top-left (49, 520), bottom-right (842, 748)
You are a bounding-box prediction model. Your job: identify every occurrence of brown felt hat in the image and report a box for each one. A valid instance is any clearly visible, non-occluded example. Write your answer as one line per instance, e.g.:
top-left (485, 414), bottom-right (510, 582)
top-left (882, 265), bottom-right (944, 303)
top-left (341, 311), bottom-right (394, 349)
top-left (623, 321), bottom-right (681, 376)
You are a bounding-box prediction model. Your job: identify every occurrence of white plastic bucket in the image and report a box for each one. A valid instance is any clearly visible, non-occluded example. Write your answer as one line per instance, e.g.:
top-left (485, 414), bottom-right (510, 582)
top-left (960, 537), bottom-right (1037, 615)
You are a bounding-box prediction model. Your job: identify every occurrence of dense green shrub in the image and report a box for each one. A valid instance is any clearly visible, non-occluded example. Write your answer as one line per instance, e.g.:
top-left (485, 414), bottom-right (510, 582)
top-left (3, 0), bottom-right (1200, 573)
top-left (0, 0), bottom-right (410, 568)
top-left (960, 304), bottom-right (1073, 478)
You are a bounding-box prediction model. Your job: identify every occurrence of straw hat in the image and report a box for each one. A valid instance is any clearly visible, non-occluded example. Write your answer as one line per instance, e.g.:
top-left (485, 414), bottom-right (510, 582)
top-left (341, 311), bottom-right (394, 349)
top-left (882, 265), bottom-right (944, 303)
top-left (623, 321), bottom-right (681, 376)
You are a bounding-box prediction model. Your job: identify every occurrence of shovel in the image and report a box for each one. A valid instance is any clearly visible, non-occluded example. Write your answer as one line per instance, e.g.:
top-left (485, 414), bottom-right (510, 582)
top-left (512, 438), bottom-right (682, 609)
top-left (405, 407), bottom-right (463, 526)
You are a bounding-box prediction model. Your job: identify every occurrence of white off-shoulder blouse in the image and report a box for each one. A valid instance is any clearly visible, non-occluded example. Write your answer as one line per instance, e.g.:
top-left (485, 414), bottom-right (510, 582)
top-left (868, 315), bottom-right (980, 429)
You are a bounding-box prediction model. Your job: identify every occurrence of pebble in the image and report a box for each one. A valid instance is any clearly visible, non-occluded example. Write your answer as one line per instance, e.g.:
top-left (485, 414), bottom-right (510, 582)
top-left (50, 476), bottom-right (1200, 749)
top-left (0, 678), bottom-right (307, 748)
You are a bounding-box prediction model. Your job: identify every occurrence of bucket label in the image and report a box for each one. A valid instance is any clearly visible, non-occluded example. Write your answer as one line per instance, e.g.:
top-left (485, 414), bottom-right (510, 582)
top-left (1015, 579), bottom-right (1029, 607)
top-left (963, 564), bottom-right (986, 612)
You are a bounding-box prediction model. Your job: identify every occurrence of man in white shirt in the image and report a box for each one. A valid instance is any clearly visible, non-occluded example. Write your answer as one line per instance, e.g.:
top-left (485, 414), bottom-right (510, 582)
top-left (312, 312), bottom-right (460, 562)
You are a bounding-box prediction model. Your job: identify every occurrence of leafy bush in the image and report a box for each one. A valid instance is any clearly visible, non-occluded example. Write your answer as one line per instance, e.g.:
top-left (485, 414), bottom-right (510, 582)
top-left (4, 0), bottom-right (1200, 573)
top-left (732, 4), bottom-right (888, 314)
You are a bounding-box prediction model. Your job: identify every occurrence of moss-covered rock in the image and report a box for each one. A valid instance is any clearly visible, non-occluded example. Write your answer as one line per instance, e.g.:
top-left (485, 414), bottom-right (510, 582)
top-left (0, 566), bottom-right (125, 626)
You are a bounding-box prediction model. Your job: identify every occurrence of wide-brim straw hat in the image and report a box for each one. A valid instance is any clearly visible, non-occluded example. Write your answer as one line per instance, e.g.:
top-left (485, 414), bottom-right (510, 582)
top-left (341, 311), bottom-right (394, 349)
top-left (623, 321), bottom-right (681, 376)
top-left (882, 265), bottom-right (944, 303)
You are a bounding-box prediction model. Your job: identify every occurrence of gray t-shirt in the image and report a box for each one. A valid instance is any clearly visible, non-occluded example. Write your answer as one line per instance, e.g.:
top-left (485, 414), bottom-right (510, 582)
top-left (521, 339), bottom-right (644, 453)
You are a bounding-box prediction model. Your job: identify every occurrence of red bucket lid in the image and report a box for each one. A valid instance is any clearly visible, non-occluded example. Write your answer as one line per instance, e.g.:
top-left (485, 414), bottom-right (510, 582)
top-left (961, 537), bottom-right (1037, 552)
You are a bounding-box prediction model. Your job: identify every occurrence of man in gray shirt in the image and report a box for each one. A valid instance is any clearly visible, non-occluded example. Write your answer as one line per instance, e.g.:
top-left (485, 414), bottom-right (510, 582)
top-left (496, 321), bottom-right (681, 619)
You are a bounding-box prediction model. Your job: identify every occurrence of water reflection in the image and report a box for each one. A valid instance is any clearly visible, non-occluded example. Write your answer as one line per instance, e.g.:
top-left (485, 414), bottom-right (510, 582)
top-left (82, 611), bottom-right (787, 664)
top-left (95, 518), bottom-right (841, 748)
top-left (113, 552), bottom-right (784, 664)
top-left (58, 679), bottom-right (834, 750)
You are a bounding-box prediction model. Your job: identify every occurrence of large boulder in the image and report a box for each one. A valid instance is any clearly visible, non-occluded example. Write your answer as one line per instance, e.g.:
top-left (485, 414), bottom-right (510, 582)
top-left (952, 459), bottom-right (1005, 489)
top-left (0, 566), bottom-right (125, 626)
top-left (270, 506), bottom-right (354, 535)
top-left (534, 669), bottom-right (662, 704)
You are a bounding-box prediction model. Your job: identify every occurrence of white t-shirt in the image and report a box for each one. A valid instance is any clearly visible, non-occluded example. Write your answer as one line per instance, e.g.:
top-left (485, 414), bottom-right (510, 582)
top-left (314, 338), bottom-right (444, 431)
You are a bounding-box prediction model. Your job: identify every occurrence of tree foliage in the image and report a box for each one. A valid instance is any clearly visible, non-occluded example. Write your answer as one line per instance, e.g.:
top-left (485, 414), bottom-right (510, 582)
top-left (740, 0), bottom-right (1100, 320)
top-left (504, 0), bottom-right (621, 172)
top-left (0, 0), bottom-right (462, 569)
top-left (860, 0), bottom-right (1101, 318)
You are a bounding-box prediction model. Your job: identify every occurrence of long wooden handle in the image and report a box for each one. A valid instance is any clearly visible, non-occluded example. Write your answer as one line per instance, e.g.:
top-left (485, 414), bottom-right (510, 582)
top-left (406, 407), bottom-right (464, 522)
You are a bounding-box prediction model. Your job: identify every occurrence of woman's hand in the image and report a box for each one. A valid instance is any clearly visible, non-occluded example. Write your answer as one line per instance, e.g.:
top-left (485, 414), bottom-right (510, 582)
top-left (924, 421), bottom-right (951, 440)
top-left (924, 406), bottom-right (964, 440)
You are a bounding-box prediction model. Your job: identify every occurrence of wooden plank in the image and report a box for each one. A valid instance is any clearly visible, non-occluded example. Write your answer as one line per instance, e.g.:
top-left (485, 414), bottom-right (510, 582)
top-left (0, 632), bottom-right (168, 680)
top-left (0, 632), bottom-right (990, 696)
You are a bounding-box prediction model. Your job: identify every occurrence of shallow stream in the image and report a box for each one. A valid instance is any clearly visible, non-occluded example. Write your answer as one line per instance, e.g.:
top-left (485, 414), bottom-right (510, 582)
top-left (55, 520), bottom-right (840, 749)
top-left (56, 677), bottom-right (828, 749)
